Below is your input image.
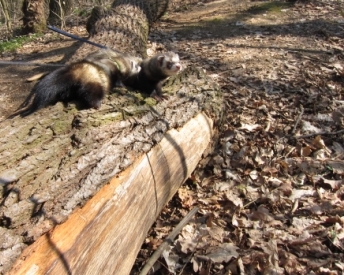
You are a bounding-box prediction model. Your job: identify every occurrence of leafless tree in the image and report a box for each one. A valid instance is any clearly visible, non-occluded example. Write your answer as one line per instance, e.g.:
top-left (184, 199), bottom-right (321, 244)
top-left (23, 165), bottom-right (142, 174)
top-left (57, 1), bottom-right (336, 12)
top-left (0, 0), bottom-right (12, 31)
top-left (48, 0), bottom-right (74, 27)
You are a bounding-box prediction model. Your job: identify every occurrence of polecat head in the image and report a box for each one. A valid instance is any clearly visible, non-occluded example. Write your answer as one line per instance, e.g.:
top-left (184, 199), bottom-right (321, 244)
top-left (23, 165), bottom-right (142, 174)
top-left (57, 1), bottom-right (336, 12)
top-left (157, 52), bottom-right (181, 76)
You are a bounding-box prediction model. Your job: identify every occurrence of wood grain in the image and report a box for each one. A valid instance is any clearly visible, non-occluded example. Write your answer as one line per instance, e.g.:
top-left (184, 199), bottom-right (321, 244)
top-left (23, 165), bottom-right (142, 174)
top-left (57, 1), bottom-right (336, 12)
top-left (9, 112), bottom-right (213, 275)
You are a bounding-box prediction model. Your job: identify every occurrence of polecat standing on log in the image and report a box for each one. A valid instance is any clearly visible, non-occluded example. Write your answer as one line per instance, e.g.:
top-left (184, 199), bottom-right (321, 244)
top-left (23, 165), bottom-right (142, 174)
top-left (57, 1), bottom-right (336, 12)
top-left (123, 52), bottom-right (181, 100)
top-left (14, 49), bottom-right (141, 117)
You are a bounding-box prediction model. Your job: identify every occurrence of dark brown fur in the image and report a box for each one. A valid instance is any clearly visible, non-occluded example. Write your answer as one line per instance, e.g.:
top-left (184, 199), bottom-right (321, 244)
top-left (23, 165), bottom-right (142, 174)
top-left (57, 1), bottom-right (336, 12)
top-left (12, 50), bottom-right (140, 117)
top-left (123, 52), bottom-right (181, 100)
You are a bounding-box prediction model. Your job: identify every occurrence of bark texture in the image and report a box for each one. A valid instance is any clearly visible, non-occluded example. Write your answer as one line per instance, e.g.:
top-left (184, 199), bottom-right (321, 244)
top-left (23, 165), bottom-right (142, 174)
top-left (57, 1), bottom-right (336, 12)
top-left (0, 0), bottom-right (223, 273)
top-left (0, 0), bottom-right (12, 31)
top-left (8, 112), bottom-right (213, 275)
top-left (21, 0), bottom-right (46, 34)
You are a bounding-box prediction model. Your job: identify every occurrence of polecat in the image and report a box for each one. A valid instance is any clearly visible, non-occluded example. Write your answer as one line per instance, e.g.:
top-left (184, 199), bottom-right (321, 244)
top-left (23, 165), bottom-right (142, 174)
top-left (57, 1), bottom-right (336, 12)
top-left (123, 52), bottom-right (181, 100)
top-left (85, 50), bottom-right (142, 86)
top-left (13, 49), bottom-right (141, 117)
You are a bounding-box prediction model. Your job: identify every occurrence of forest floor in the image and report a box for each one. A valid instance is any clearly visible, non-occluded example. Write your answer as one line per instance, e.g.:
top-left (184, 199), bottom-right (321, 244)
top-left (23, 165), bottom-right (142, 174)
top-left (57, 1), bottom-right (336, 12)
top-left (1, 0), bottom-right (344, 274)
top-left (132, 0), bottom-right (344, 274)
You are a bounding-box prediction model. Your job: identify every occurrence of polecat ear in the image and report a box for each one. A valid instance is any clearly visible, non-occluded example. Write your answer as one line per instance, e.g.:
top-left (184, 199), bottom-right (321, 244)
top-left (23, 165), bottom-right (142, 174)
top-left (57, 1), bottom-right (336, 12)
top-left (157, 55), bottom-right (164, 66)
top-left (130, 60), bottom-right (141, 73)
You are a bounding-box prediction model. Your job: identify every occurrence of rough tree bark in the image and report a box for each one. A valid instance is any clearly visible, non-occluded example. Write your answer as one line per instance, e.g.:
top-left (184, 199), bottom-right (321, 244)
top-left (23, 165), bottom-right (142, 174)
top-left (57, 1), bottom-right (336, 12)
top-left (21, 0), bottom-right (46, 33)
top-left (0, 0), bottom-right (12, 31)
top-left (0, 0), bottom-right (223, 274)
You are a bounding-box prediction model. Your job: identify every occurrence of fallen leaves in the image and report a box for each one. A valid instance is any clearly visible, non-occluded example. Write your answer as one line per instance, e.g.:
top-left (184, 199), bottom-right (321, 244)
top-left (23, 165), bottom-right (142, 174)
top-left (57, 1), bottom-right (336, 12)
top-left (132, 0), bottom-right (344, 273)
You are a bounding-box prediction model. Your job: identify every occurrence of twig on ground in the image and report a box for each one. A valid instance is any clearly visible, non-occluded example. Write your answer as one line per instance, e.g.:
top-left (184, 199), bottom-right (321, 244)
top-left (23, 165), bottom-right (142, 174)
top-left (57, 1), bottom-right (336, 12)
top-left (238, 257), bottom-right (245, 275)
top-left (139, 207), bottom-right (199, 275)
top-left (178, 235), bottom-right (201, 275)
top-left (291, 105), bottom-right (304, 135)
top-left (0, 61), bottom-right (63, 67)
top-left (292, 129), bottom-right (344, 139)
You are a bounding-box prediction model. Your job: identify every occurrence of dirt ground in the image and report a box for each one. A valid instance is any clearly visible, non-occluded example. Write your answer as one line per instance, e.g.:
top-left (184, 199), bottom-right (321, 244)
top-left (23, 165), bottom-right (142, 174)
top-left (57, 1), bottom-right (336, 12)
top-left (1, 0), bottom-right (344, 274)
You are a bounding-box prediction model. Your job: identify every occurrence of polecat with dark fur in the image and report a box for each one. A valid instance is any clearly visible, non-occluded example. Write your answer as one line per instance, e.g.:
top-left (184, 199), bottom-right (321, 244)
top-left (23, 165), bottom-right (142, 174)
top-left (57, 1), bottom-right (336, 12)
top-left (123, 52), bottom-right (181, 100)
top-left (13, 49), bottom-right (141, 117)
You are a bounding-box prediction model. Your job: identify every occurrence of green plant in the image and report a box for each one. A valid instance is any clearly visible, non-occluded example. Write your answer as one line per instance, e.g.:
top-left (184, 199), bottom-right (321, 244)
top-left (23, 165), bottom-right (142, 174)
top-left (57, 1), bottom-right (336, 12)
top-left (0, 34), bottom-right (40, 53)
top-left (73, 7), bottom-right (89, 17)
top-left (247, 1), bottom-right (292, 15)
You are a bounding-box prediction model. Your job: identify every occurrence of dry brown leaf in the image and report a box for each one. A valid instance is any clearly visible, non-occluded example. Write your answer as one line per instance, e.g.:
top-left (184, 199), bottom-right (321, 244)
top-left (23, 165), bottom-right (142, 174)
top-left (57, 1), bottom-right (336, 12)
top-left (279, 250), bottom-right (304, 275)
top-left (224, 190), bottom-right (243, 207)
top-left (312, 175), bottom-right (342, 190)
top-left (332, 142), bottom-right (344, 156)
top-left (239, 123), bottom-right (261, 132)
top-left (208, 225), bottom-right (224, 242)
top-left (178, 188), bottom-right (195, 208)
top-left (249, 205), bottom-right (275, 223)
top-left (177, 236), bottom-right (198, 254)
top-left (232, 212), bottom-right (252, 228)
top-left (162, 247), bottom-right (179, 274)
top-left (200, 243), bottom-right (239, 263)
top-left (327, 160), bottom-right (344, 175)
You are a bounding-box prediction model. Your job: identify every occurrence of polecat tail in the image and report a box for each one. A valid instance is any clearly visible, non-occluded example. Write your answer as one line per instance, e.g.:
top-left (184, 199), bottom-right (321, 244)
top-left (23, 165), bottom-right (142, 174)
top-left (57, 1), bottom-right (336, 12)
top-left (11, 50), bottom-right (142, 117)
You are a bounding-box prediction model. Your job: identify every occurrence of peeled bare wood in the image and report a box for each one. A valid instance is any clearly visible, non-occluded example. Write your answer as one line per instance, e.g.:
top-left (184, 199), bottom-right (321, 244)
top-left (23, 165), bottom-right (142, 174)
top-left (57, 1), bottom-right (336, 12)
top-left (8, 113), bottom-right (212, 275)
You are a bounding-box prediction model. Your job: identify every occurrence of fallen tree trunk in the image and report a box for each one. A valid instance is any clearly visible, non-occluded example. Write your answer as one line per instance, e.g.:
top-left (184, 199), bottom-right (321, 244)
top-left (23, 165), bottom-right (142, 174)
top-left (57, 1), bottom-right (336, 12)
top-left (8, 112), bottom-right (213, 275)
top-left (0, 0), bottom-right (223, 274)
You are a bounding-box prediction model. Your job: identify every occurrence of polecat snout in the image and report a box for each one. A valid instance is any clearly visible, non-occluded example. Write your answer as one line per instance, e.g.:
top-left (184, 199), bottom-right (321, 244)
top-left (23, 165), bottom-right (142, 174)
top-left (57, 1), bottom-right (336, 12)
top-left (123, 51), bottom-right (181, 100)
top-left (13, 49), bottom-right (140, 117)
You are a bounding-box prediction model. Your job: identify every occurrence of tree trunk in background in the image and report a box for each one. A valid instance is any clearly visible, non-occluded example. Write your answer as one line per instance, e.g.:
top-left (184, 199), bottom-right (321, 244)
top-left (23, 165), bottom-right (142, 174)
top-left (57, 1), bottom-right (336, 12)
top-left (21, 0), bottom-right (46, 33)
top-left (0, 0), bottom-right (12, 31)
top-left (1, 0), bottom-right (223, 273)
top-left (48, 0), bottom-right (74, 27)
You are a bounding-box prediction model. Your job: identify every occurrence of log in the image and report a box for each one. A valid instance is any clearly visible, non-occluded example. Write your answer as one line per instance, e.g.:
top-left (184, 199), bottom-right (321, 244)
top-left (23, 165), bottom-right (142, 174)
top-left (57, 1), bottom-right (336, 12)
top-left (0, 0), bottom-right (223, 273)
top-left (0, 64), bottom-right (222, 274)
top-left (8, 113), bottom-right (213, 275)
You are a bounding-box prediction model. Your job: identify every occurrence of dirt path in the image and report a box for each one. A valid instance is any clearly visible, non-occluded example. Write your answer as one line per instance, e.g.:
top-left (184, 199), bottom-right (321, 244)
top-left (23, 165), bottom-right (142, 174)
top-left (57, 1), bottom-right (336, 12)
top-left (1, 0), bottom-right (343, 274)
top-left (0, 29), bottom-right (86, 119)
